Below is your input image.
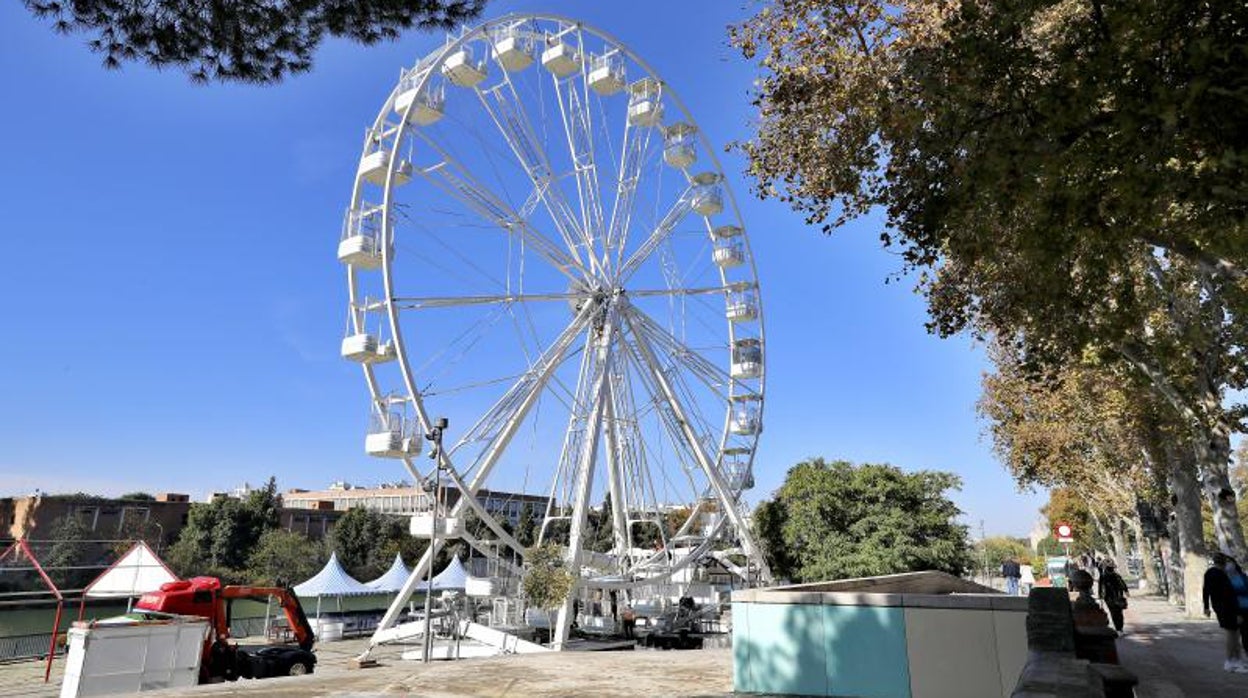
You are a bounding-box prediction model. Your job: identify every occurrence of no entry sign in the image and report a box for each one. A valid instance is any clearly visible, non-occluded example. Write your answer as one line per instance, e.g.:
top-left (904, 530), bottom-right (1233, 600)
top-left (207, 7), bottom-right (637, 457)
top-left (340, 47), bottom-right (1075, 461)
top-left (1054, 523), bottom-right (1075, 543)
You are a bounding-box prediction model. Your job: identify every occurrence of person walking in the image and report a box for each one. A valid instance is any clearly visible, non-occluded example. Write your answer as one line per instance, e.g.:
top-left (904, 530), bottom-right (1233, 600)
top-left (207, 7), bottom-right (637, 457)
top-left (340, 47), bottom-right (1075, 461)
top-left (1097, 561), bottom-right (1130, 635)
top-left (1002, 557), bottom-right (1022, 596)
top-left (1204, 552), bottom-right (1248, 673)
top-left (1020, 562), bottom-right (1036, 596)
top-left (1230, 558), bottom-right (1248, 654)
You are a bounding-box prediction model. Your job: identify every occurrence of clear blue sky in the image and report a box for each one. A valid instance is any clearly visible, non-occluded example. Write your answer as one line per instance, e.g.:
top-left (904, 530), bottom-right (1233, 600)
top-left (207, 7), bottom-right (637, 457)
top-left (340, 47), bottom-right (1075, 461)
top-left (0, 0), bottom-right (1045, 536)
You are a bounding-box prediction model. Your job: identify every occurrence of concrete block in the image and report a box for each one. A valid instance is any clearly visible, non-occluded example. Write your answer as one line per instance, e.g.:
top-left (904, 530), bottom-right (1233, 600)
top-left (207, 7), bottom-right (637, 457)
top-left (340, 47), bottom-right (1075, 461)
top-left (994, 610), bottom-right (1029, 697)
top-left (825, 604), bottom-right (911, 698)
top-left (905, 607), bottom-right (1001, 698)
top-left (736, 602), bottom-right (828, 696)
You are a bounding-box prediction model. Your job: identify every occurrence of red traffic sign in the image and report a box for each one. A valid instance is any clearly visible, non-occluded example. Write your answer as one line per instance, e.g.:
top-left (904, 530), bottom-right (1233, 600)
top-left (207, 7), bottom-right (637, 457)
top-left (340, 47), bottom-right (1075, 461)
top-left (1054, 522), bottom-right (1075, 543)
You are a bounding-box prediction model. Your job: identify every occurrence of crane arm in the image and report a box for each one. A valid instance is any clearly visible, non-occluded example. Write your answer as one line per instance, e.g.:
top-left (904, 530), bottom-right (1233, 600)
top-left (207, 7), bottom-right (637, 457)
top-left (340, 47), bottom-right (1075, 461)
top-left (220, 586), bottom-right (316, 651)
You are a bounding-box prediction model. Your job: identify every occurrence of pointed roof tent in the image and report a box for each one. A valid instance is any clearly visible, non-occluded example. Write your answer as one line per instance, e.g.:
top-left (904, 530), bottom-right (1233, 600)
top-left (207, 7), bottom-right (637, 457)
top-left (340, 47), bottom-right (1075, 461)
top-left (293, 552), bottom-right (376, 597)
top-left (83, 541), bottom-right (178, 599)
top-left (417, 555), bottom-right (468, 591)
top-left (364, 553), bottom-right (411, 592)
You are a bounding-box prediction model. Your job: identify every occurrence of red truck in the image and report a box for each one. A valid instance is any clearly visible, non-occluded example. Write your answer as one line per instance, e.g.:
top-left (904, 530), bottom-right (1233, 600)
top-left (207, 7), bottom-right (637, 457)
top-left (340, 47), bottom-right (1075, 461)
top-left (135, 576), bottom-right (317, 682)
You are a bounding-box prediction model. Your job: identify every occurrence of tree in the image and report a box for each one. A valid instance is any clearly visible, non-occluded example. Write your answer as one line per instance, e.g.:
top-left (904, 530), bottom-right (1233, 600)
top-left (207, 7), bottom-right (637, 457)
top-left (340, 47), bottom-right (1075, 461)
top-left (118, 492), bottom-right (155, 501)
top-left (515, 504), bottom-right (539, 548)
top-left (247, 529), bottom-right (326, 586)
top-left (43, 516), bottom-right (96, 590)
top-left (22, 0), bottom-right (487, 84)
top-left (978, 340), bottom-right (1211, 611)
top-left (111, 513), bottom-right (164, 557)
top-left (732, 0), bottom-right (1248, 560)
top-left (755, 458), bottom-right (971, 582)
top-left (520, 543), bottom-right (574, 628)
top-left (974, 536), bottom-right (1033, 576)
top-left (330, 507), bottom-right (415, 580)
top-left (165, 476), bottom-right (284, 581)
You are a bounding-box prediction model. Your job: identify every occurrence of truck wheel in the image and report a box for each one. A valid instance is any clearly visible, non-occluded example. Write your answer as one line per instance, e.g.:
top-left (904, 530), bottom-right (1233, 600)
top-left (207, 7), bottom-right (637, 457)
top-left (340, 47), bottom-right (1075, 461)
top-left (289, 661), bottom-right (312, 676)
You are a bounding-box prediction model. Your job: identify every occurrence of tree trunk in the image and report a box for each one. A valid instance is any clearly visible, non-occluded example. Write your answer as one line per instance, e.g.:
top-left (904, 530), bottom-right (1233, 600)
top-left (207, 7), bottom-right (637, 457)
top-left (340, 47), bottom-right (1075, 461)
top-left (1170, 454), bottom-right (1209, 617)
top-left (1164, 532), bottom-right (1184, 606)
top-left (1130, 517), bottom-right (1159, 594)
top-left (1108, 518), bottom-right (1130, 574)
top-left (1196, 427), bottom-right (1248, 560)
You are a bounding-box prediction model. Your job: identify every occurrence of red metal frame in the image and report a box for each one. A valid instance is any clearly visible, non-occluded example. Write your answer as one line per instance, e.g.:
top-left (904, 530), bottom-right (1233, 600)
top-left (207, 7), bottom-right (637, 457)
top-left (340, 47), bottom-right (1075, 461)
top-left (0, 539), bottom-right (65, 682)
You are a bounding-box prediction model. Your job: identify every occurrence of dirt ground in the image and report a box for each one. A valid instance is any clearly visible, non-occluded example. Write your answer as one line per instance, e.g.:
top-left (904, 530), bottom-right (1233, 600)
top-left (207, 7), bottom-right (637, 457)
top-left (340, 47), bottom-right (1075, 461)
top-left (1, 637), bottom-right (733, 698)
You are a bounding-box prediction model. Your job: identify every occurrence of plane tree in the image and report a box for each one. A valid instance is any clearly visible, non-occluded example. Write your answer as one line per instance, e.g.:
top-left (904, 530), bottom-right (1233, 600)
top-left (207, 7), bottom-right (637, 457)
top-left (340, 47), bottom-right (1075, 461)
top-left (732, 0), bottom-right (1248, 558)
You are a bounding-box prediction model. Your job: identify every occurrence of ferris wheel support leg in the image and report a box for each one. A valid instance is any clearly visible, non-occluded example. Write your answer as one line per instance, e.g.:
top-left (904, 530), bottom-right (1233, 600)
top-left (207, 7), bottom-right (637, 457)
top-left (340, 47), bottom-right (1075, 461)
top-left (361, 305), bottom-right (599, 659)
top-left (622, 307), bottom-right (773, 585)
top-left (553, 321), bottom-right (617, 649)
top-left (602, 381), bottom-right (633, 564)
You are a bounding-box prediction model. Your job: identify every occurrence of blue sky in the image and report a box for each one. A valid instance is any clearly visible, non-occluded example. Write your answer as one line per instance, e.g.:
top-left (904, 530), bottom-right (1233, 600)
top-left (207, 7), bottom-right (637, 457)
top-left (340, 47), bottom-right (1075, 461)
top-left (0, 0), bottom-right (1045, 536)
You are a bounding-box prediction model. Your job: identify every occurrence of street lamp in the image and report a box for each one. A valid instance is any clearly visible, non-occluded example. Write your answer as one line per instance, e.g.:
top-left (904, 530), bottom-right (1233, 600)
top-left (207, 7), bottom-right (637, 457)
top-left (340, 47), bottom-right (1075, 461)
top-left (422, 417), bottom-right (448, 664)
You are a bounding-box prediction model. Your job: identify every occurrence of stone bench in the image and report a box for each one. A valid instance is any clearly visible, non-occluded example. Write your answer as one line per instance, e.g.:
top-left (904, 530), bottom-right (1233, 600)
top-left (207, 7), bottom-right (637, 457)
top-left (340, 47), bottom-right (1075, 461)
top-left (1011, 588), bottom-right (1137, 698)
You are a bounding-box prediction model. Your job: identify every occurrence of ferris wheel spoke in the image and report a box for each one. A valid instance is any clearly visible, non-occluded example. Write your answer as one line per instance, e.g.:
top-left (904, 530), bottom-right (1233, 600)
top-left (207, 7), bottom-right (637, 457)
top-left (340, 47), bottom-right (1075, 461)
top-left (475, 71), bottom-right (597, 273)
top-left (625, 284), bottom-right (744, 299)
top-left (616, 186), bottom-right (696, 281)
top-left (551, 39), bottom-right (606, 267)
top-left (626, 305), bottom-right (742, 401)
top-left (621, 307), bottom-right (769, 572)
top-left (605, 119), bottom-right (655, 274)
top-left (448, 300), bottom-right (597, 476)
top-left (407, 130), bottom-right (587, 282)
top-left (392, 291), bottom-right (588, 310)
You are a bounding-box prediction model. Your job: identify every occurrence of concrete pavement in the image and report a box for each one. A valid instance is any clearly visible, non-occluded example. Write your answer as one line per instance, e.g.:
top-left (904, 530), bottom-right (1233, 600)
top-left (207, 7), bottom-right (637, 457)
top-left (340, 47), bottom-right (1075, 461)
top-left (1117, 595), bottom-right (1248, 697)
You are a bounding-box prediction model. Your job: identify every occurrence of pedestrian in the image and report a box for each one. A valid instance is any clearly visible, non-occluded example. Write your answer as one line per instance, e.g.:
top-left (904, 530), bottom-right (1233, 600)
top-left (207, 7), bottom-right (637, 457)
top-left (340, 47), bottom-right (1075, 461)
top-left (1001, 556), bottom-right (1022, 596)
top-left (1204, 552), bottom-right (1248, 673)
top-left (1230, 558), bottom-right (1248, 654)
top-left (621, 604), bottom-right (636, 639)
top-left (1020, 562), bottom-right (1036, 596)
top-left (1097, 560), bottom-right (1130, 635)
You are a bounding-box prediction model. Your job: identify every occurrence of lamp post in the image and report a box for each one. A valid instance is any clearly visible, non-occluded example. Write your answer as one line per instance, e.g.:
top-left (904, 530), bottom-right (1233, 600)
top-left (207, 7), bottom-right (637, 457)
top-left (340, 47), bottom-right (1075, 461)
top-left (422, 417), bottom-right (448, 664)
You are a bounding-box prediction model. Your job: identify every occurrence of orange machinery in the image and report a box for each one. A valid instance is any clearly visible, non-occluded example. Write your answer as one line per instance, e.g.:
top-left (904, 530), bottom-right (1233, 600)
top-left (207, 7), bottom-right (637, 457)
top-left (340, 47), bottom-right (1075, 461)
top-left (135, 576), bottom-right (317, 681)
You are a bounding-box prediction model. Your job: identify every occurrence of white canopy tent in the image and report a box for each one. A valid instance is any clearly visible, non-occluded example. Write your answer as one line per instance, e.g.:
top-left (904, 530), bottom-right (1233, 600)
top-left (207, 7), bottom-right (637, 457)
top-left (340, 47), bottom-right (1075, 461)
top-left (364, 553), bottom-right (411, 593)
top-left (293, 552), bottom-right (376, 618)
top-left (418, 556), bottom-right (494, 597)
top-left (78, 541), bottom-right (178, 617)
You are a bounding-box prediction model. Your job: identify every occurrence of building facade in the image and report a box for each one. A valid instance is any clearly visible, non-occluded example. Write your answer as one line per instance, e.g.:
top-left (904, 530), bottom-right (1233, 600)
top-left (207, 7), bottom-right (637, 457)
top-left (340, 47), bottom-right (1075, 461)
top-left (1, 492), bottom-right (191, 548)
top-left (282, 482), bottom-right (549, 527)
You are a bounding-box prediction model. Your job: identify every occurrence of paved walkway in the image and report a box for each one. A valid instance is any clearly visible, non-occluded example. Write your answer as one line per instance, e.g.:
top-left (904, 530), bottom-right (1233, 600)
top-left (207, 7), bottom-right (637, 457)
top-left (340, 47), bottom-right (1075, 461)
top-left (1118, 595), bottom-right (1248, 697)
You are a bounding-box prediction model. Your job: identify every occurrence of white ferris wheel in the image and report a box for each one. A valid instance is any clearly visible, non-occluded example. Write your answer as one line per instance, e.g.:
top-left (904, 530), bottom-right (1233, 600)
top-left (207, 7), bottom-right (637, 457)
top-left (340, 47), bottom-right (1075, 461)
top-left (338, 13), bottom-right (769, 644)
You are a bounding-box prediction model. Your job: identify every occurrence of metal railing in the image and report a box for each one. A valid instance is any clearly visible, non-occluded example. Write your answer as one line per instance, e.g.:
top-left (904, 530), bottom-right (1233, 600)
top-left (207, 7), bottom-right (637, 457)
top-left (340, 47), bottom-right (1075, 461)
top-left (0, 633), bottom-right (61, 663)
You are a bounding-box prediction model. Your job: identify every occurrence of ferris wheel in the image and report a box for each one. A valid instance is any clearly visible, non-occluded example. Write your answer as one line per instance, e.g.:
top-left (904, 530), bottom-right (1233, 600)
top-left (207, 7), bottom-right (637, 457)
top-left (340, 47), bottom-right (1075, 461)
top-left (338, 13), bottom-right (769, 645)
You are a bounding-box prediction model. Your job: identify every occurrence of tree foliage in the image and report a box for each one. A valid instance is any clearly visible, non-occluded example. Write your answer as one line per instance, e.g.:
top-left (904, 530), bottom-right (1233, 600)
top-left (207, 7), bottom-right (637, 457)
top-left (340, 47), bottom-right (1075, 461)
top-left (43, 515), bottom-right (96, 590)
top-left (731, 0), bottom-right (1248, 293)
top-left (520, 543), bottom-right (574, 611)
top-left (974, 536), bottom-right (1034, 574)
top-left (165, 477), bottom-right (282, 582)
top-left (330, 506), bottom-right (423, 580)
top-left (22, 0), bottom-right (487, 83)
top-left (247, 529), bottom-right (326, 586)
top-left (754, 458), bottom-right (971, 582)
